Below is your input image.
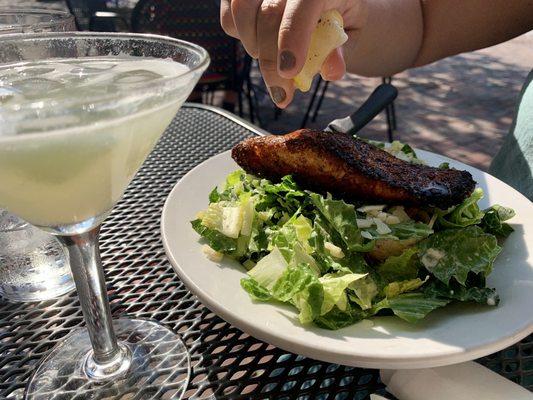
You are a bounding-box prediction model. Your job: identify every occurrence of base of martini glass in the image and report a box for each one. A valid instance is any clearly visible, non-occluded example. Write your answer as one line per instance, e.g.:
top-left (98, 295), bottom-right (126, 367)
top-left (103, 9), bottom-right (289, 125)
top-left (25, 319), bottom-right (190, 399)
top-left (24, 226), bottom-right (191, 399)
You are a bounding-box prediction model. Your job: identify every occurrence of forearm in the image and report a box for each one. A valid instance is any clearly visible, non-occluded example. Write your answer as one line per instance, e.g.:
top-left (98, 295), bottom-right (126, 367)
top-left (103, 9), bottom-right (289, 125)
top-left (414, 0), bottom-right (533, 67)
top-left (343, 0), bottom-right (533, 77)
top-left (343, 0), bottom-right (424, 77)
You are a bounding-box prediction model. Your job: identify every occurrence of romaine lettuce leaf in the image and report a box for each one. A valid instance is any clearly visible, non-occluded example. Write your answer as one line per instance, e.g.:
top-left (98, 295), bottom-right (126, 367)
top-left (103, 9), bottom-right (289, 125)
top-left (365, 221), bottom-right (433, 241)
top-left (289, 243), bottom-right (321, 275)
top-left (257, 175), bottom-right (307, 215)
top-left (423, 280), bottom-right (499, 305)
top-left (373, 293), bottom-right (450, 323)
top-left (292, 281), bottom-right (324, 324)
top-left (310, 218), bottom-right (370, 275)
top-left (247, 247), bottom-right (288, 290)
top-left (309, 193), bottom-right (374, 252)
top-left (240, 278), bottom-right (272, 301)
top-left (388, 222), bottom-right (434, 240)
top-left (436, 188), bottom-right (484, 229)
top-left (319, 272), bottom-right (367, 315)
top-left (191, 219), bottom-right (238, 253)
top-left (480, 205), bottom-right (515, 238)
top-left (418, 226), bottom-right (501, 285)
top-left (348, 275), bottom-right (379, 310)
top-left (383, 277), bottom-right (427, 298)
top-left (208, 187), bottom-right (220, 203)
top-left (377, 247), bottom-right (420, 283)
top-left (272, 263), bottom-right (318, 302)
top-left (315, 303), bottom-right (368, 330)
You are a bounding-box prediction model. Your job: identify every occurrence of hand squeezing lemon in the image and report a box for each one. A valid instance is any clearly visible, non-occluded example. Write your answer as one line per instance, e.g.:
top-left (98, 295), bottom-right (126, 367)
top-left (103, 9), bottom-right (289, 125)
top-left (293, 10), bottom-right (348, 92)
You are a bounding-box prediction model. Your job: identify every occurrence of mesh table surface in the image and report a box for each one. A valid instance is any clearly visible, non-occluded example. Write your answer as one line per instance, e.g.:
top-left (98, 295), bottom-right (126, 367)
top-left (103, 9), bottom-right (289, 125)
top-left (0, 104), bottom-right (531, 399)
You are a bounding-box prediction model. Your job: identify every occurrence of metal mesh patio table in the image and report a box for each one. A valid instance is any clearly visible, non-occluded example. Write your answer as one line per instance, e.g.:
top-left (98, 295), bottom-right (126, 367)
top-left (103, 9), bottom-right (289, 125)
top-left (1, 104), bottom-right (531, 399)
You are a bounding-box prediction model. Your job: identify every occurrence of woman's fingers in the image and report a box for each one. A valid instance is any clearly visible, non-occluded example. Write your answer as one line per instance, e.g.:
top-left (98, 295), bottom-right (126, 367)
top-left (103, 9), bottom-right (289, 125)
top-left (320, 47), bottom-right (346, 81)
top-left (230, 0), bottom-right (262, 58)
top-left (277, 0), bottom-right (324, 78)
top-left (256, 0), bottom-right (294, 107)
top-left (222, 0), bottom-right (348, 106)
top-left (220, 0), bottom-right (238, 37)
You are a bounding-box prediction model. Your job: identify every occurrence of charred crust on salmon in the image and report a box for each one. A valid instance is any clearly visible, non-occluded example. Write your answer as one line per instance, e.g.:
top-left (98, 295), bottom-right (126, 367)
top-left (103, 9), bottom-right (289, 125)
top-left (231, 129), bottom-right (475, 208)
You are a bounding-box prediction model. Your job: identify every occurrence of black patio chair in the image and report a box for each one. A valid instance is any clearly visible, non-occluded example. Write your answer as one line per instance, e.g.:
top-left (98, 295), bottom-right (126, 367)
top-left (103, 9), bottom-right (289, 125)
top-left (66, 0), bottom-right (129, 32)
top-left (130, 0), bottom-right (257, 122)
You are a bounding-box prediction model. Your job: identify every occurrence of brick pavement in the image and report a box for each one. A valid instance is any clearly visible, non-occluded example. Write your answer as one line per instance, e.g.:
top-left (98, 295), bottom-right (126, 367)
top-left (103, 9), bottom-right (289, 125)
top-left (254, 32), bottom-right (533, 171)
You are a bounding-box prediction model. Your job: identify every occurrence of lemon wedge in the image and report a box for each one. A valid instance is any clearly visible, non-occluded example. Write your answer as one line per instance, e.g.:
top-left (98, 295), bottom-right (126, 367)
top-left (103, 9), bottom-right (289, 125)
top-left (293, 10), bottom-right (348, 92)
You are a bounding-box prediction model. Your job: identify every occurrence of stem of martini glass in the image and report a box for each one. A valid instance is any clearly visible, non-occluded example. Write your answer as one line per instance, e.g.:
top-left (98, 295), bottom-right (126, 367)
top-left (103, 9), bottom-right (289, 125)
top-left (59, 225), bottom-right (130, 378)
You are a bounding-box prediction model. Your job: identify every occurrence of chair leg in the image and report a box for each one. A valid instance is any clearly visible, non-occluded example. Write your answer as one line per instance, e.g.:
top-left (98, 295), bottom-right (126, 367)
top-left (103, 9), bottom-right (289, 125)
top-left (301, 77), bottom-right (323, 128)
top-left (382, 76), bottom-right (396, 142)
top-left (385, 105), bottom-right (394, 143)
top-left (311, 80), bottom-right (329, 123)
top-left (245, 76), bottom-right (255, 123)
top-left (252, 89), bottom-right (263, 126)
top-left (390, 100), bottom-right (397, 131)
top-left (274, 106), bottom-right (282, 120)
top-left (237, 90), bottom-right (244, 117)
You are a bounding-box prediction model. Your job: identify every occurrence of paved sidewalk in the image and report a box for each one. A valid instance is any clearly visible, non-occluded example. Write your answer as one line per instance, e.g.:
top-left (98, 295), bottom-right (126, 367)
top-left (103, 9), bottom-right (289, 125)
top-left (255, 32), bottom-right (533, 171)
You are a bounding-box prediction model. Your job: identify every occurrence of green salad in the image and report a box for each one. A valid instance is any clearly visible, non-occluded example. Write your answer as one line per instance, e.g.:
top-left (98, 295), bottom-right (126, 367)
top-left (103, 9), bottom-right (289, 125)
top-left (191, 143), bottom-right (515, 330)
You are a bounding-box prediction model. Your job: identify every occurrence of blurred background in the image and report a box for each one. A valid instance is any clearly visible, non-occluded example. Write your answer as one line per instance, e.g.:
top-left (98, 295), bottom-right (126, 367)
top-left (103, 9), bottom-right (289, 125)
top-left (11, 0), bottom-right (533, 171)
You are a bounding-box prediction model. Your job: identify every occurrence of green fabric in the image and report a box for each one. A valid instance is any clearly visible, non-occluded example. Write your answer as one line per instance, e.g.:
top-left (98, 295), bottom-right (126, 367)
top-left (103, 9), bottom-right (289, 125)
top-left (490, 71), bottom-right (533, 200)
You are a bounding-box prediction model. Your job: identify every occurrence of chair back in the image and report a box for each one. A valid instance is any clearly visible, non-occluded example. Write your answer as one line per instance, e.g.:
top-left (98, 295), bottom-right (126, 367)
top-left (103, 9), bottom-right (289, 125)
top-left (131, 0), bottom-right (240, 90)
top-left (66, 0), bottom-right (104, 30)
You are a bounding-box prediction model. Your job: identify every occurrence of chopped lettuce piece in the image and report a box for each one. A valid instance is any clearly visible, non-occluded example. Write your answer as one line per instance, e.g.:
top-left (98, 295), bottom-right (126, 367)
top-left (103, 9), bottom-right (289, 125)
top-left (436, 188), bottom-right (484, 229)
top-left (191, 219), bottom-right (238, 254)
top-left (319, 272), bottom-right (367, 315)
top-left (423, 280), bottom-right (499, 305)
top-left (383, 277), bottom-right (427, 298)
top-left (221, 205), bottom-right (243, 238)
top-left (374, 293), bottom-right (450, 323)
top-left (289, 243), bottom-right (321, 275)
top-left (310, 193), bottom-right (373, 252)
top-left (388, 221), bottom-right (433, 240)
top-left (377, 248), bottom-right (420, 283)
top-left (348, 275), bottom-right (379, 310)
top-left (247, 247), bottom-right (288, 290)
top-left (268, 213), bottom-right (314, 260)
top-left (241, 278), bottom-right (272, 301)
top-left (363, 139), bottom-right (424, 164)
top-left (315, 303), bottom-right (367, 330)
top-left (272, 263), bottom-right (318, 302)
top-left (240, 194), bottom-right (255, 236)
top-left (292, 280), bottom-right (324, 324)
top-left (481, 205), bottom-right (515, 238)
top-left (208, 187), bottom-right (221, 203)
top-left (366, 221), bottom-right (433, 241)
top-left (418, 226), bottom-right (501, 285)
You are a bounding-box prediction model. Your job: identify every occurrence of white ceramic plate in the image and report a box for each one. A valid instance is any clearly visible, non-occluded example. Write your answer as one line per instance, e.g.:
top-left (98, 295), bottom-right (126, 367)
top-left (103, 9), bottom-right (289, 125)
top-left (161, 149), bottom-right (533, 369)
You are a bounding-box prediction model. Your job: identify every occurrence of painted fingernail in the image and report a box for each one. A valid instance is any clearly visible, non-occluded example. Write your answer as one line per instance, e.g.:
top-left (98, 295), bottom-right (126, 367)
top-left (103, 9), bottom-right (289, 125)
top-left (279, 50), bottom-right (296, 71)
top-left (269, 86), bottom-right (286, 104)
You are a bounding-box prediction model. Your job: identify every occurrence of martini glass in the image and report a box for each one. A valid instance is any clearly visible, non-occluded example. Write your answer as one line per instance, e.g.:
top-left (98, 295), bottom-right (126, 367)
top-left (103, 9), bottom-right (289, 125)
top-left (0, 32), bottom-right (208, 399)
top-left (0, 8), bottom-right (76, 303)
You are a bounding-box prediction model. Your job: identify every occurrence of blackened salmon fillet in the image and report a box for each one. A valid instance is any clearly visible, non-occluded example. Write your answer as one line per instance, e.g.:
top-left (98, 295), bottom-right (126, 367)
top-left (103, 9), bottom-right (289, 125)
top-left (231, 129), bottom-right (475, 208)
